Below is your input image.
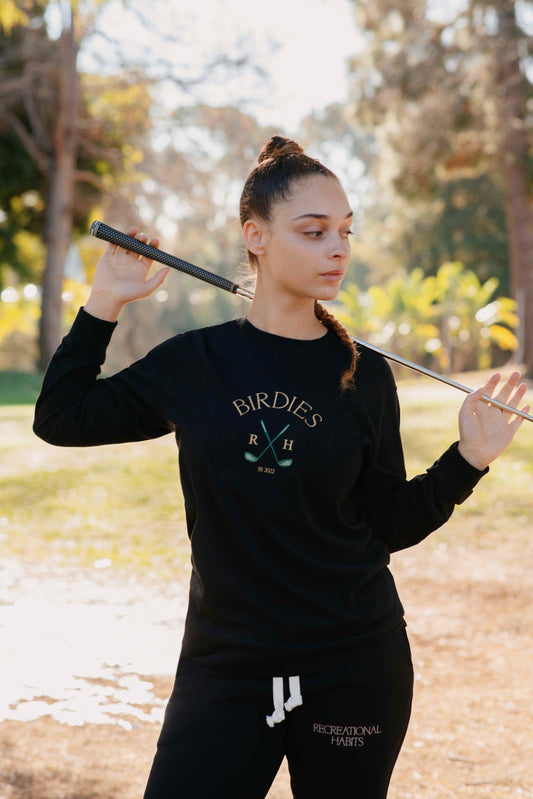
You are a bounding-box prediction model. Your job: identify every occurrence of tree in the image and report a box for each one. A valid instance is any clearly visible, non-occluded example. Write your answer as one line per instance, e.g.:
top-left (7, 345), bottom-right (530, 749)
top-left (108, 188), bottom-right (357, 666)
top-left (347, 0), bottom-right (533, 373)
top-left (368, 173), bottom-right (510, 290)
top-left (0, 2), bottom-right (115, 368)
top-left (39, 1), bottom-right (79, 371)
top-left (1, 1), bottom-right (260, 370)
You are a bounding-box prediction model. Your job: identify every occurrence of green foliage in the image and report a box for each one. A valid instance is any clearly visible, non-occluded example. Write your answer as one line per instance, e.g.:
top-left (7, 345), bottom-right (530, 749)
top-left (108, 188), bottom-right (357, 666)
top-left (338, 261), bottom-right (518, 373)
top-left (392, 175), bottom-right (510, 292)
top-left (0, 133), bottom-right (47, 288)
top-left (428, 262), bottom-right (518, 371)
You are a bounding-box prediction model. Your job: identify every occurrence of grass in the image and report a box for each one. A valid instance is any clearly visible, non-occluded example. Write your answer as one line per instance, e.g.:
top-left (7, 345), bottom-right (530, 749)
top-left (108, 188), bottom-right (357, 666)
top-left (1, 373), bottom-right (532, 577)
top-left (0, 451), bottom-right (189, 575)
top-left (0, 398), bottom-right (189, 578)
top-left (0, 371), bottom-right (43, 406)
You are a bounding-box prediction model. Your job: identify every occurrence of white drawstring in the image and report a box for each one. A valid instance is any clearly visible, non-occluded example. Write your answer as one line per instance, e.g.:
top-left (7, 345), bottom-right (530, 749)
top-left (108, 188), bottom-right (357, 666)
top-left (284, 675), bottom-right (303, 711)
top-left (266, 675), bottom-right (303, 727)
top-left (266, 677), bottom-right (285, 727)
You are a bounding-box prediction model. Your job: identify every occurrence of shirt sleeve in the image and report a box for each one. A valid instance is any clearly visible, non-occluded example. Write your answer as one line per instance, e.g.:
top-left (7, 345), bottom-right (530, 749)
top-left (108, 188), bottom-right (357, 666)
top-left (33, 308), bottom-right (175, 446)
top-left (354, 352), bottom-right (488, 553)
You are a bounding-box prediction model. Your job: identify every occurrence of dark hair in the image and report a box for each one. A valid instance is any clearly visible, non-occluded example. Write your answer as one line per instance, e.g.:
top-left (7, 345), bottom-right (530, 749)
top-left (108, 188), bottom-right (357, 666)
top-left (240, 135), bottom-right (358, 390)
top-left (239, 136), bottom-right (335, 228)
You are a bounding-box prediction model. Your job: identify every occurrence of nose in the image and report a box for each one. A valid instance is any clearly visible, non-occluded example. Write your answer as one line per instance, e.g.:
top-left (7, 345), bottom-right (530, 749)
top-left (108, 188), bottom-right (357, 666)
top-left (329, 234), bottom-right (351, 260)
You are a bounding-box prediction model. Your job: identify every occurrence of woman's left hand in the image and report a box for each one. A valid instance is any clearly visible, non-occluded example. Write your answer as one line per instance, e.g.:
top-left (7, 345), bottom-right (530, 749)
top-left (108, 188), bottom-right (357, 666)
top-left (457, 371), bottom-right (530, 471)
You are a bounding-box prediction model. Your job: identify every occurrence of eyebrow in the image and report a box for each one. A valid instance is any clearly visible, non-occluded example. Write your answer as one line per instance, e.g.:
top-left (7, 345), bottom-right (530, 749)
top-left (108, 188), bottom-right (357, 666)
top-left (292, 211), bottom-right (353, 221)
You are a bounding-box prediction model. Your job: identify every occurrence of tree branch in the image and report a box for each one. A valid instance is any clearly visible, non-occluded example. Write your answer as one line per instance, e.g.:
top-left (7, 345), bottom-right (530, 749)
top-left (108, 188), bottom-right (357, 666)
top-left (1, 107), bottom-right (50, 174)
top-left (23, 86), bottom-right (53, 157)
top-left (74, 169), bottom-right (104, 190)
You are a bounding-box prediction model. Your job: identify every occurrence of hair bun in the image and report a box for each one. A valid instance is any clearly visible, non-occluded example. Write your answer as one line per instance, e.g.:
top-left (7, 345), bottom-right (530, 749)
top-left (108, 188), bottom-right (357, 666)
top-left (258, 136), bottom-right (304, 164)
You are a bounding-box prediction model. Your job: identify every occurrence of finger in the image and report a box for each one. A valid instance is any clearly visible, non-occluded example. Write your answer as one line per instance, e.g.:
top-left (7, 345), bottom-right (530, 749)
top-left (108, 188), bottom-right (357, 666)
top-left (492, 373), bottom-right (529, 420)
top-left (105, 226), bottom-right (139, 257)
top-left (509, 404), bottom-right (529, 434)
top-left (479, 372), bottom-right (501, 399)
top-left (124, 226), bottom-right (139, 256)
top-left (463, 376), bottom-right (515, 420)
top-left (464, 377), bottom-right (497, 411)
top-left (508, 381), bottom-right (528, 408)
top-left (494, 371), bottom-right (521, 405)
top-left (487, 380), bottom-right (528, 423)
top-left (136, 232), bottom-right (149, 260)
top-left (472, 372), bottom-right (522, 415)
top-left (136, 232), bottom-right (161, 265)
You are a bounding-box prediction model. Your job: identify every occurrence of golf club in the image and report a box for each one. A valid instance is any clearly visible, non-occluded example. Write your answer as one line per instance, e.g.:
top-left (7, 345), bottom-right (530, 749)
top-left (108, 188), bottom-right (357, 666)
top-left (89, 220), bottom-right (533, 423)
top-left (244, 422), bottom-right (293, 467)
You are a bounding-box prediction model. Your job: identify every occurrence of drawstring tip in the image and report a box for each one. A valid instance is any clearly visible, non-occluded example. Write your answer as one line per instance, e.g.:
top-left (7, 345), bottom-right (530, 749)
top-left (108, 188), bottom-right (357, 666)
top-left (266, 709), bottom-right (285, 728)
top-left (284, 694), bottom-right (302, 712)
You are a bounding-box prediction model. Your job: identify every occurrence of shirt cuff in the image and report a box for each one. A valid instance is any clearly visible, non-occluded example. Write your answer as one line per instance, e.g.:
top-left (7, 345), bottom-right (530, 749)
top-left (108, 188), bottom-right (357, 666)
top-left (432, 441), bottom-right (489, 505)
top-left (58, 307), bottom-right (118, 364)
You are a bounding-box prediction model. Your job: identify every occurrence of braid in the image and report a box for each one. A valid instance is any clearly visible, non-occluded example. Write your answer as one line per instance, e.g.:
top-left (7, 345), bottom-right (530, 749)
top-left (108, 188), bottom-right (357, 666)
top-left (315, 302), bottom-right (358, 391)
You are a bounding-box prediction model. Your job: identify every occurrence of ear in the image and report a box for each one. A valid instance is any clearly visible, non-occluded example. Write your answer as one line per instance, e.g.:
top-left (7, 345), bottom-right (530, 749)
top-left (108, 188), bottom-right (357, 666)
top-left (242, 218), bottom-right (269, 257)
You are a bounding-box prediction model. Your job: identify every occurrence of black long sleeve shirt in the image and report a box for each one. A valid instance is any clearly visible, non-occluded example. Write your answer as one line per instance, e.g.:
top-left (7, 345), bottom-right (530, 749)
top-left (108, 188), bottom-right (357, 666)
top-left (34, 310), bottom-right (487, 675)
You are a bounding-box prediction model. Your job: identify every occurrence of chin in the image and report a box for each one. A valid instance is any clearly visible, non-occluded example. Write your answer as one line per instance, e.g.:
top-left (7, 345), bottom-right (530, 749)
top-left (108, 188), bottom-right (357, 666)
top-left (315, 286), bottom-right (342, 302)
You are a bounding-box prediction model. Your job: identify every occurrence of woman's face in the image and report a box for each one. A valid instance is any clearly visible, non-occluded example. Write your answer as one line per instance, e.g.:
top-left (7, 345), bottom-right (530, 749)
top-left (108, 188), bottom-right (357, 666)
top-left (250, 174), bottom-right (353, 304)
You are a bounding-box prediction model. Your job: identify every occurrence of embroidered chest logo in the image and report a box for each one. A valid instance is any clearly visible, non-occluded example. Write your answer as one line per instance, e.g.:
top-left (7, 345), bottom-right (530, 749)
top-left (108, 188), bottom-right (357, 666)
top-left (232, 390), bottom-right (324, 476)
top-left (244, 420), bottom-right (294, 472)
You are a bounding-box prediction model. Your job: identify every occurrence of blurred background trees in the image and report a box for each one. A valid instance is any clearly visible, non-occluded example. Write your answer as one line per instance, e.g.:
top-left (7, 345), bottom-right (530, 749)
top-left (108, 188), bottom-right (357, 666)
top-left (345, 0), bottom-right (533, 373)
top-left (0, 0), bottom-right (154, 368)
top-left (338, 261), bottom-right (518, 374)
top-left (0, 0), bottom-right (531, 376)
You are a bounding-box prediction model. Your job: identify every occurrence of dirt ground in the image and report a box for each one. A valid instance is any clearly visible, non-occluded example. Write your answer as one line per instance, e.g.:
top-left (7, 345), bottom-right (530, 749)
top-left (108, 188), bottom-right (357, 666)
top-left (1, 526), bottom-right (531, 799)
top-left (1, 374), bottom-right (532, 798)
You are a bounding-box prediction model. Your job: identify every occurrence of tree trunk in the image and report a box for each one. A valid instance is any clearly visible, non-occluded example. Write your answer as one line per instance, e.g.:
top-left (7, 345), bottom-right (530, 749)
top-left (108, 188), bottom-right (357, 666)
top-left (37, 7), bottom-right (79, 371)
top-left (496, 3), bottom-right (533, 377)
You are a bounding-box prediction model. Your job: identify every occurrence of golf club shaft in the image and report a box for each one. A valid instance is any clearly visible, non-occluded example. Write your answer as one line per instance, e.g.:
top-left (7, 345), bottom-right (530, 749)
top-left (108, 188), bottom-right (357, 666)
top-left (350, 338), bottom-right (533, 420)
top-left (89, 220), bottom-right (533, 423)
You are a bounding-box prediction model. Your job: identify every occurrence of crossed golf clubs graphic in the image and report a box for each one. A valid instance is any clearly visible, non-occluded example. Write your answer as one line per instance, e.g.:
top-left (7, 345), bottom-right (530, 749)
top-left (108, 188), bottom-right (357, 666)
top-left (244, 420), bottom-right (293, 468)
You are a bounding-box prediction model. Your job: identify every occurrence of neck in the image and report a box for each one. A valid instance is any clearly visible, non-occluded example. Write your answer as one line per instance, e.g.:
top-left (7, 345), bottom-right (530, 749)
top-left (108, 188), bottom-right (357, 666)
top-left (247, 289), bottom-right (327, 341)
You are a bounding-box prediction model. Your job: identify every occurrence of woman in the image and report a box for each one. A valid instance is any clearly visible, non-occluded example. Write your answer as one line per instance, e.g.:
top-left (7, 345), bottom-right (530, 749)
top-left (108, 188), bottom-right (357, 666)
top-left (34, 136), bottom-right (528, 798)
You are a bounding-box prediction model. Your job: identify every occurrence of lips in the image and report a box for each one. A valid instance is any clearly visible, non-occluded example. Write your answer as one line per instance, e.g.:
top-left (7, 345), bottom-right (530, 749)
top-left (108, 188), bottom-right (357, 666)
top-left (320, 270), bottom-right (345, 280)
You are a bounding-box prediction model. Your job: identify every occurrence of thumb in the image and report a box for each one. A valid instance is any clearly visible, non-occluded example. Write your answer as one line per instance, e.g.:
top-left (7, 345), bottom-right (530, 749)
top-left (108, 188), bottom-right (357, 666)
top-left (144, 267), bottom-right (171, 296)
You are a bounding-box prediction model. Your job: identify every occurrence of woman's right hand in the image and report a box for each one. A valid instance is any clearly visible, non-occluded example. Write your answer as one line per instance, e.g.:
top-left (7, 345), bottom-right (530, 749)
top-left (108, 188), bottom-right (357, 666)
top-left (84, 227), bottom-right (171, 322)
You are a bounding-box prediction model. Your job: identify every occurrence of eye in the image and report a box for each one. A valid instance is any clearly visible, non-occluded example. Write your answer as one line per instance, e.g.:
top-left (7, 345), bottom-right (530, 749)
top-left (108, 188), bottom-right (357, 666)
top-left (304, 230), bottom-right (324, 239)
top-left (342, 230), bottom-right (353, 240)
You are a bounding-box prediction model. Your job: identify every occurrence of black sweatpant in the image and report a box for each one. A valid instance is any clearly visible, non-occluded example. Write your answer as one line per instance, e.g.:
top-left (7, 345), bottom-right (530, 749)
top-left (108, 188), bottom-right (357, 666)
top-left (143, 628), bottom-right (414, 799)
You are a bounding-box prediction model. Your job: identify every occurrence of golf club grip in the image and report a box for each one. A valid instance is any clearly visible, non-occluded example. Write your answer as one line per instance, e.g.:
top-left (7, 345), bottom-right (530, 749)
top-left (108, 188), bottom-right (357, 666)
top-left (90, 221), bottom-right (241, 295)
